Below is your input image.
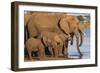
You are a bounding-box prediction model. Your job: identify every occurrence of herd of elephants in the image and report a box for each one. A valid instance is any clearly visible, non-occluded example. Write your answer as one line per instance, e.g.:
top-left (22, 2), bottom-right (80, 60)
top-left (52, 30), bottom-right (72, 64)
top-left (24, 12), bottom-right (90, 61)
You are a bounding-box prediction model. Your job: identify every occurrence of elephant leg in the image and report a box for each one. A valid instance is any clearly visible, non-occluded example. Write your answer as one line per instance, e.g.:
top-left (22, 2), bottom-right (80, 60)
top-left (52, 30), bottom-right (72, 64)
top-left (39, 45), bottom-right (46, 60)
top-left (58, 45), bottom-right (63, 57)
top-left (63, 40), bottom-right (68, 58)
top-left (28, 50), bottom-right (33, 60)
top-left (51, 43), bottom-right (58, 58)
top-left (63, 46), bottom-right (68, 58)
top-left (54, 47), bottom-right (58, 58)
top-left (48, 46), bottom-right (54, 57)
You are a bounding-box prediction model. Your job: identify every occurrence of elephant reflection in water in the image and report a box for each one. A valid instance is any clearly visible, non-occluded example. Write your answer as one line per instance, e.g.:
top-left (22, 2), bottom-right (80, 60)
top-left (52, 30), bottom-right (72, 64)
top-left (24, 12), bottom-right (90, 59)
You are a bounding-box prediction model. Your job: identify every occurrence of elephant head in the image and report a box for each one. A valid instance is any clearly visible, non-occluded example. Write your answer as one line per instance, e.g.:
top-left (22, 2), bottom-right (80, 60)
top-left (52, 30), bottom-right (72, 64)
top-left (58, 15), bottom-right (90, 57)
top-left (58, 15), bottom-right (84, 47)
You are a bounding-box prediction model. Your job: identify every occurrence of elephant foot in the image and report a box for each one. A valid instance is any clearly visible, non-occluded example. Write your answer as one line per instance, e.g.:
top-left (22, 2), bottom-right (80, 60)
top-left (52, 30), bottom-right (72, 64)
top-left (63, 53), bottom-right (69, 59)
top-left (28, 54), bottom-right (33, 61)
top-left (29, 57), bottom-right (33, 61)
top-left (50, 55), bottom-right (54, 58)
top-left (46, 55), bottom-right (51, 57)
top-left (54, 56), bottom-right (59, 59)
top-left (40, 56), bottom-right (46, 60)
top-left (64, 55), bottom-right (69, 59)
top-left (54, 53), bottom-right (59, 58)
top-left (59, 54), bottom-right (64, 57)
top-left (39, 53), bottom-right (46, 60)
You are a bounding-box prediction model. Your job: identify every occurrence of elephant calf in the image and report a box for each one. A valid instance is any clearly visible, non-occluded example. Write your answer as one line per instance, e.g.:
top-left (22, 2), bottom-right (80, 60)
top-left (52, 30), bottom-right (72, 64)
top-left (41, 36), bottom-right (58, 58)
top-left (39, 31), bottom-right (68, 58)
top-left (25, 37), bottom-right (45, 60)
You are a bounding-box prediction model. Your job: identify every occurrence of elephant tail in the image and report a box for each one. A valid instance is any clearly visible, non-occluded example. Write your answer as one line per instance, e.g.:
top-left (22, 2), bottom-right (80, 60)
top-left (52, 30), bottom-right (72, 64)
top-left (78, 29), bottom-right (83, 47)
top-left (25, 15), bottom-right (33, 41)
top-left (25, 22), bottom-right (30, 44)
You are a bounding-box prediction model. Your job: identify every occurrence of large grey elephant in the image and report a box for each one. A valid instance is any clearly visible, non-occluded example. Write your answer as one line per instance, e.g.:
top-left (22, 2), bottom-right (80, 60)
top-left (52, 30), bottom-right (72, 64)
top-left (24, 12), bottom-right (90, 58)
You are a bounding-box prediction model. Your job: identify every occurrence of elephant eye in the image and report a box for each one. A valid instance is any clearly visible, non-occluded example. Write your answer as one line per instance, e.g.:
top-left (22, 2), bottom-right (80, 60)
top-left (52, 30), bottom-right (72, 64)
top-left (57, 42), bottom-right (60, 45)
top-left (71, 18), bottom-right (75, 21)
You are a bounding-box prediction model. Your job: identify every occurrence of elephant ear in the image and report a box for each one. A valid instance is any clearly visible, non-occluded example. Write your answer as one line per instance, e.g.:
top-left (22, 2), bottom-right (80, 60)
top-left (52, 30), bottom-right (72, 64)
top-left (58, 16), bottom-right (70, 35)
top-left (41, 35), bottom-right (49, 47)
top-left (58, 15), bottom-right (80, 34)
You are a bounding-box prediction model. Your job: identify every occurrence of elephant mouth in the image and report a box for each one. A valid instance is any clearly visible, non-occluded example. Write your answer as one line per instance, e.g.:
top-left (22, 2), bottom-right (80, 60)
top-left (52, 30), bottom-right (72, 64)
top-left (69, 32), bottom-right (74, 45)
top-left (66, 32), bottom-right (74, 45)
top-left (57, 42), bottom-right (60, 45)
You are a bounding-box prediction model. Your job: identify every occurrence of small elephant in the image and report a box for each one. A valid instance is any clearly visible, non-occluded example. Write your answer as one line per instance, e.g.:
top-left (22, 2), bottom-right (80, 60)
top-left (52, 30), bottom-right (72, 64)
top-left (25, 37), bottom-right (46, 60)
top-left (44, 37), bottom-right (58, 58)
top-left (39, 31), bottom-right (69, 58)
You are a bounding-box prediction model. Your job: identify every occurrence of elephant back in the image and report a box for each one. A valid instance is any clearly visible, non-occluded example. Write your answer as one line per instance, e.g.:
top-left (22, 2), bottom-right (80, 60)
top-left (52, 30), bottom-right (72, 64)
top-left (26, 38), bottom-right (39, 48)
top-left (27, 12), bottom-right (65, 37)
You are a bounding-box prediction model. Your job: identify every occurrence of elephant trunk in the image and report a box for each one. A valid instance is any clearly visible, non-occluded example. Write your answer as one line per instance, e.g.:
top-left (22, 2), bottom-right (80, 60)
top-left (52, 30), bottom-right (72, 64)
top-left (78, 29), bottom-right (83, 47)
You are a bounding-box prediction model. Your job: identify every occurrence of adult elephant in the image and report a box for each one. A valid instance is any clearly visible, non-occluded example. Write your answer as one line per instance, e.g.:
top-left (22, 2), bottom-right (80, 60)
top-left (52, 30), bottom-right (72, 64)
top-left (25, 12), bottom-right (89, 58)
top-left (59, 15), bottom-right (90, 57)
top-left (58, 15), bottom-right (83, 57)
